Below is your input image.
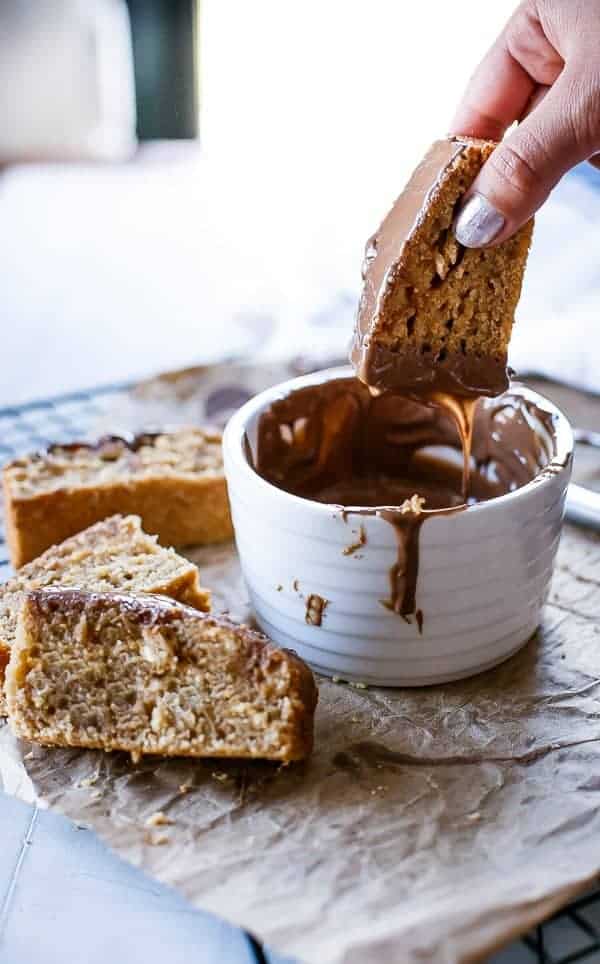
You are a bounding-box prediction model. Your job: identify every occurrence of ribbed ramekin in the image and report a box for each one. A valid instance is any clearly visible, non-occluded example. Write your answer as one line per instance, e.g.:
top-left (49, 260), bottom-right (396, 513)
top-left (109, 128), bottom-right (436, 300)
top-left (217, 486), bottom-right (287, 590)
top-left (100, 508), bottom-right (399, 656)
top-left (223, 367), bottom-right (573, 686)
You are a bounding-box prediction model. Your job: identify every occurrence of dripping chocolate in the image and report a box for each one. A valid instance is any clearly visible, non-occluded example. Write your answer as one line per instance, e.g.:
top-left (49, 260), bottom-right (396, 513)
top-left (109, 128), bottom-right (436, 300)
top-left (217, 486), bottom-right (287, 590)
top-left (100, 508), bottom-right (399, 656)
top-left (249, 376), bottom-right (556, 628)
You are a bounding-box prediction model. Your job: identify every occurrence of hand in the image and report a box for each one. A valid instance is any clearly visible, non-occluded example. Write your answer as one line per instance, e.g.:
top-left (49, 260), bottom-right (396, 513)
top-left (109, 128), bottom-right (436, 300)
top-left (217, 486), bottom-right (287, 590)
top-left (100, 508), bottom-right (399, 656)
top-left (451, 0), bottom-right (600, 247)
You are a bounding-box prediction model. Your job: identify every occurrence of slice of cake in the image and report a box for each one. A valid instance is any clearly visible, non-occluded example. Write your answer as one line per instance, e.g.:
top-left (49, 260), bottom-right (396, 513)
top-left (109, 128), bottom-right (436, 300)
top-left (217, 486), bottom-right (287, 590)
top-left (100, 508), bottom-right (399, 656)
top-left (3, 428), bottom-right (233, 568)
top-left (0, 515), bottom-right (210, 714)
top-left (351, 136), bottom-right (534, 398)
top-left (7, 589), bottom-right (317, 763)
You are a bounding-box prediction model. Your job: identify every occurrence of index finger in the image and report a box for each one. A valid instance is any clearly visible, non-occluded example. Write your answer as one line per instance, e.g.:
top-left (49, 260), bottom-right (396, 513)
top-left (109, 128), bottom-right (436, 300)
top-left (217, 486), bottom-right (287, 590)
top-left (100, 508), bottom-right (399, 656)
top-left (450, 35), bottom-right (536, 140)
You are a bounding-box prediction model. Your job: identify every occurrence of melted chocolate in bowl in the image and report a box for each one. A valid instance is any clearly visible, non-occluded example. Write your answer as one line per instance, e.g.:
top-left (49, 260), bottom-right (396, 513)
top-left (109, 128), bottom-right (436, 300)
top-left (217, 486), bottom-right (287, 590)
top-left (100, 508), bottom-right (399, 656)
top-left (249, 376), bottom-right (557, 629)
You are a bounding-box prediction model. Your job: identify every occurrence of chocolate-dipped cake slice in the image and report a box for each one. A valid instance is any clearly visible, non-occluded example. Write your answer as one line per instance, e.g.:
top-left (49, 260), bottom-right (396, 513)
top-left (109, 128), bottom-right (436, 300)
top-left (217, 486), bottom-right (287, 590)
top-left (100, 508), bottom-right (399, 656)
top-left (352, 137), bottom-right (533, 398)
top-left (7, 589), bottom-right (317, 762)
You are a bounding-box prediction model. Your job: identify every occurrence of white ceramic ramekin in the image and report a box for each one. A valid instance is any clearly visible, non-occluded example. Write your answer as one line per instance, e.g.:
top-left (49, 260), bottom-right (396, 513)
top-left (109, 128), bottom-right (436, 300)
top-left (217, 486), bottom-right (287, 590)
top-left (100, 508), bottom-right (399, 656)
top-left (223, 366), bottom-right (573, 686)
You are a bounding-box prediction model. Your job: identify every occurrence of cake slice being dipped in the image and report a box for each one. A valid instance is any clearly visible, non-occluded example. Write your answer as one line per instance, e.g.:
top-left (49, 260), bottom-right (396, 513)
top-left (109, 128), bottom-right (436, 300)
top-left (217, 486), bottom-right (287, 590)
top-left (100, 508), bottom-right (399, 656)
top-left (7, 589), bottom-right (317, 763)
top-left (351, 136), bottom-right (534, 399)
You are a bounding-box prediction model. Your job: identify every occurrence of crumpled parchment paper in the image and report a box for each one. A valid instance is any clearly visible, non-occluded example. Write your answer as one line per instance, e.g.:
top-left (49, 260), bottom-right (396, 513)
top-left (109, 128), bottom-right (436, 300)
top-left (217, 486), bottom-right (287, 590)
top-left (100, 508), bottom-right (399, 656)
top-left (2, 362), bottom-right (600, 964)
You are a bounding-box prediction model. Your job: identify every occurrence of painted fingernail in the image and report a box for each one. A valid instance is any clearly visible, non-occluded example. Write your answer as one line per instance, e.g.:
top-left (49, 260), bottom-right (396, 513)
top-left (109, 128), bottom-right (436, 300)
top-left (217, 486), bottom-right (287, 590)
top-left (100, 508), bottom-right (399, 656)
top-left (454, 192), bottom-right (505, 248)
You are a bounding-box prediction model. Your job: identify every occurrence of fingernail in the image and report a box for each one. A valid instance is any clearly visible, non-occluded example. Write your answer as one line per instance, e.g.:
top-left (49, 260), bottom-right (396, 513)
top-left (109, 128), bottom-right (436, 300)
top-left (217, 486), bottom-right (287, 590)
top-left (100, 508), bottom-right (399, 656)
top-left (454, 192), bottom-right (505, 248)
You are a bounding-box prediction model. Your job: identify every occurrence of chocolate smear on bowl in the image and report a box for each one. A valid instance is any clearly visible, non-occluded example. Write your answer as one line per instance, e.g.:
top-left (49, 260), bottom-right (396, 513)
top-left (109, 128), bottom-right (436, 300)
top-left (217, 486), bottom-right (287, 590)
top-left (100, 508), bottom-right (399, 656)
top-left (343, 524), bottom-right (367, 557)
top-left (305, 595), bottom-right (329, 627)
top-left (248, 377), bottom-right (556, 628)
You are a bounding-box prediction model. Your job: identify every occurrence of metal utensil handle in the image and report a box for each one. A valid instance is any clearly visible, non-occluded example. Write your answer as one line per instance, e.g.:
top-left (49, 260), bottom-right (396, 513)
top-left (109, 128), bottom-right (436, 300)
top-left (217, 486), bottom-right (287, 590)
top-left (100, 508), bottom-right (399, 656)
top-left (565, 483), bottom-right (600, 529)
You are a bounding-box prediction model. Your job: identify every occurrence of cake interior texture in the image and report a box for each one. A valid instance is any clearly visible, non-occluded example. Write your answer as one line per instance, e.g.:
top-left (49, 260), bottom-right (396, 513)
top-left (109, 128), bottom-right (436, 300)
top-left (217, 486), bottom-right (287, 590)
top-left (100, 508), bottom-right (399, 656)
top-left (7, 589), bottom-right (317, 763)
top-left (353, 137), bottom-right (534, 395)
top-left (3, 429), bottom-right (232, 566)
top-left (6, 430), bottom-right (224, 497)
top-left (0, 515), bottom-right (210, 711)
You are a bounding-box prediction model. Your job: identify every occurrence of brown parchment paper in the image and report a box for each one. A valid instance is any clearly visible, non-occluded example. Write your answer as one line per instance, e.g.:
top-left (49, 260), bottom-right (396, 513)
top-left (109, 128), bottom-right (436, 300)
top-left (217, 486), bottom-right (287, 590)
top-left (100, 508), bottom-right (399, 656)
top-left (3, 362), bottom-right (600, 964)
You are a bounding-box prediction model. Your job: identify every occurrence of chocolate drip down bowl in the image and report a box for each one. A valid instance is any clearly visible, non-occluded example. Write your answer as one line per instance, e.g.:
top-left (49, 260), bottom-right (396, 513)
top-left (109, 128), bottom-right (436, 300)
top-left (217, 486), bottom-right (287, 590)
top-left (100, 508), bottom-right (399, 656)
top-left (223, 367), bottom-right (573, 686)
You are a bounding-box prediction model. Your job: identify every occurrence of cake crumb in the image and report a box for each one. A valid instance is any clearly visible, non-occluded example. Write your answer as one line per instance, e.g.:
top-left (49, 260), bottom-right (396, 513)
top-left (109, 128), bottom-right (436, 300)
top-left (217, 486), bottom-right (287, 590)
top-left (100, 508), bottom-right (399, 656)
top-left (145, 831), bottom-right (170, 846)
top-left (400, 494), bottom-right (426, 516)
top-left (349, 681), bottom-right (368, 690)
top-left (77, 772), bottom-right (99, 789)
top-left (343, 525), bottom-right (367, 557)
top-left (212, 770), bottom-right (231, 784)
top-left (145, 811), bottom-right (173, 828)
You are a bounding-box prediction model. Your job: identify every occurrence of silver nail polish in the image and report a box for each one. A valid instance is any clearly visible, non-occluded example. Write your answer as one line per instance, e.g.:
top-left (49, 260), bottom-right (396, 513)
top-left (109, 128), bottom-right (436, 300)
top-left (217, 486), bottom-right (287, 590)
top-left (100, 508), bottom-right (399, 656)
top-left (454, 193), bottom-right (505, 248)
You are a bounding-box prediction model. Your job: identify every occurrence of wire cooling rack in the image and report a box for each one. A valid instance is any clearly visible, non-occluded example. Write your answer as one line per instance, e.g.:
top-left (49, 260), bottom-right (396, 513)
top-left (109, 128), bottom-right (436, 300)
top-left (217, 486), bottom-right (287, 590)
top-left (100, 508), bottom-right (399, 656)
top-left (0, 382), bottom-right (128, 584)
top-left (1, 381), bottom-right (600, 964)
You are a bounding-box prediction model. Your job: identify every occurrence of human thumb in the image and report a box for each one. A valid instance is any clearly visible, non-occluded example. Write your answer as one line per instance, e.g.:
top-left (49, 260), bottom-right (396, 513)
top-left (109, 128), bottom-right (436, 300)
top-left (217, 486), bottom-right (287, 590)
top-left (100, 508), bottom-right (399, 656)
top-left (454, 73), bottom-right (595, 247)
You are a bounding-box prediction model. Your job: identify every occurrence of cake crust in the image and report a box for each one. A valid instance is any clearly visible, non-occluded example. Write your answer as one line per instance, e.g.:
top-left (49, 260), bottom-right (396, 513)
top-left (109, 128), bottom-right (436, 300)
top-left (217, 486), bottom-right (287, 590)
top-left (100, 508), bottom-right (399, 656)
top-left (0, 515), bottom-right (210, 714)
top-left (7, 589), bottom-right (317, 763)
top-left (351, 137), bottom-right (534, 398)
top-left (3, 429), bottom-right (233, 568)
